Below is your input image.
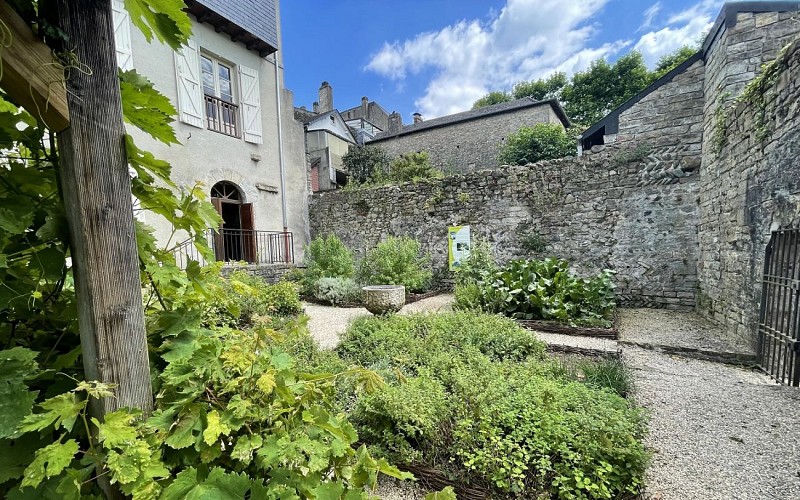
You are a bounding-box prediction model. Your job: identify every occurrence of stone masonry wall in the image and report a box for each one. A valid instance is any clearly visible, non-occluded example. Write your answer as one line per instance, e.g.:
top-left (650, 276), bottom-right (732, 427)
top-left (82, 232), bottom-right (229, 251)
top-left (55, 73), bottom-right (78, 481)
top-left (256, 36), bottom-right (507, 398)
top-left (697, 37), bottom-right (800, 345)
top-left (616, 58), bottom-right (705, 175)
top-left (310, 145), bottom-right (699, 309)
top-left (369, 104), bottom-right (562, 173)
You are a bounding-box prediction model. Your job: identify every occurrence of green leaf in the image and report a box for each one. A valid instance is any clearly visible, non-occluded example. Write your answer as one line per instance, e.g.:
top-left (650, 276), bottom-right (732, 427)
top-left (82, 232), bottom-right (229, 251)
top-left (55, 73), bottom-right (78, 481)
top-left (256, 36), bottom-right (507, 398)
top-left (126, 134), bottom-right (175, 186)
top-left (120, 69), bottom-right (179, 145)
top-left (124, 0), bottom-right (192, 50)
top-left (255, 370), bottom-right (276, 395)
top-left (202, 410), bottom-right (231, 446)
top-left (0, 348), bottom-right (40, 438)
top-left (159, 467), bottom-right (251, 500)
top-left (93, 410), bottom-right (139, 448)
top-left (271, 352), bottom-right (294, 371)
top-left (17, 393), bottom-right (85, 434)
top-left (312, 481), bottom-right (344, 500)
top-left (165, 408), bottom-right (203, 449)
top-left (20, 438), bottom-right (79, 488)
top-left (230, 434), bottom-right (262, 465)
top-left (424, 486), bottom-right (457, 500)
top-left (0, 433), bottom-right (44, 483)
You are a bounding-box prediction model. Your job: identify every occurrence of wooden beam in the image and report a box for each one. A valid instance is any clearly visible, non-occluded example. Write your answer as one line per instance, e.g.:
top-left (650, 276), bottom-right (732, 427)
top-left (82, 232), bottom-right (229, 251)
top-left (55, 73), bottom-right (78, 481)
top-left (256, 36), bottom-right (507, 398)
top-left (0, 0), bottom-right (69, 131)
top-left (55, 0), bottom-right (153, 418)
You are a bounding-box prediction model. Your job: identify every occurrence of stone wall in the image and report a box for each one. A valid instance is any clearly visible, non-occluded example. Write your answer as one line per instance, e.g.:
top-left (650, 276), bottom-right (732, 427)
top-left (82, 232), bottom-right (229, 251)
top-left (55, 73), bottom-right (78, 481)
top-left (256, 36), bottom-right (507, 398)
top-left (221, 263), bottom-right (297, 283)
top-left (369, 103), bottom-right (563, 173)
top-left (697, 38), bottom-right (800, 345)
top-left (310, 145), bottom-right (699, 309)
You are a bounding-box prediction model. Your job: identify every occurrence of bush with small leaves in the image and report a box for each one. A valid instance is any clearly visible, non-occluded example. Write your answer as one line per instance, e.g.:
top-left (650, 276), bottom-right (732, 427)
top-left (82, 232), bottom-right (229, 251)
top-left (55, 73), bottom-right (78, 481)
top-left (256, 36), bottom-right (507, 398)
top-left (499, 123), bottom-right (576, 165)
top-left (358, 236), bottom-right (432, 292)
top-left (314, 277), bottom-right (362, 305)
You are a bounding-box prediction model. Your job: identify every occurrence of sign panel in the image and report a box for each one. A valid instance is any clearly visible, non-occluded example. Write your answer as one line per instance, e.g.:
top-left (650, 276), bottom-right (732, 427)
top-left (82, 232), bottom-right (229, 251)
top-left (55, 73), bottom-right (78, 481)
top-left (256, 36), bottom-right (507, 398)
top-left (448, 225), bottom-right (471, 270)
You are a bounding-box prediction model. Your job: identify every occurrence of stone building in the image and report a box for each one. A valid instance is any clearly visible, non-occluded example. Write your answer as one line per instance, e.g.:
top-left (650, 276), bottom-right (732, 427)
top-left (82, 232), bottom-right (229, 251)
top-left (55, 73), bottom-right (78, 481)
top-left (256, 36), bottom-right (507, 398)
top-left (367, 97), bottom-right (570, 173)
top-left (115, 0), bottom-right (309, 263)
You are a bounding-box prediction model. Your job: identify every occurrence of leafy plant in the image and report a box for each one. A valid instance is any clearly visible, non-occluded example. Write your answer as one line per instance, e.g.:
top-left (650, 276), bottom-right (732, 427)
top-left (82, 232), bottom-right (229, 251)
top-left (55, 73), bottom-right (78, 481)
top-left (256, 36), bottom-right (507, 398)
top-left (478, 258), bottom-right (616, 327)
top-left (358, 236), bottom-right (432, 292)
top-left (499, 123), bottom-right (576, 165)
top-left (342, 145), bottom-right (391, 184)
top-left (453, 238), bottom-right (496, 312)
top-left (520, 229), bottom-right (548, 253)
top-left (372, 151), bottom-right (442, 184)
top-left (315, 277), bottom-right (362, 305)
top-left (304, 234), bottom-right (355, 283)
top-left (579, 358), bottom-right (633, 397)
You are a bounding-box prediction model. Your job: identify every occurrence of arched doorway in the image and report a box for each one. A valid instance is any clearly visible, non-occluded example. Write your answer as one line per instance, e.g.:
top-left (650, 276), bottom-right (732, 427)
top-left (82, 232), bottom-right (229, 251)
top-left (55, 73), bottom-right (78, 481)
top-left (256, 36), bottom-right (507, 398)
top-left (211, 181), bottom-right (255, 262)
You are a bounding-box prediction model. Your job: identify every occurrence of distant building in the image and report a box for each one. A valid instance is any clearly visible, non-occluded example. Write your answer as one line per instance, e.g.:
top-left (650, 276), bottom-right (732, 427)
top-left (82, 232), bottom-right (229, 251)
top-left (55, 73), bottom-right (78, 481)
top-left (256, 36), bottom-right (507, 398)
top-left (367, 98), bottom-right (570, 172)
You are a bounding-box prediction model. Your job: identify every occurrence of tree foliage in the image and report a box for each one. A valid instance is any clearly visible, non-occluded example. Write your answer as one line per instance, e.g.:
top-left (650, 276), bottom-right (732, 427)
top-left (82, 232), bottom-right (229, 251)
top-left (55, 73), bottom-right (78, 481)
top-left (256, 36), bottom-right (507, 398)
top-left (341, 145), bottom-right (391, 184)
top-left (498, 123), bottom-right (576, 165)
top-left (653, 45), bottom-right (698, 78)
top-left (471, 90), bottom-right (511, 109)
top-left (511, 71), bottom-right (567, 101)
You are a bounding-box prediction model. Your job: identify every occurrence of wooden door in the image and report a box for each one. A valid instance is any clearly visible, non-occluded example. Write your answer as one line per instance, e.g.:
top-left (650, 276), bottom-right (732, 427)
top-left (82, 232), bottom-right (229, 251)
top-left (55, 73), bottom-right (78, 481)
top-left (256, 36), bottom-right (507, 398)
top-left (240, 203), bottom-right (256, 263)
top-left (211, 197), bottom-right (225, 261)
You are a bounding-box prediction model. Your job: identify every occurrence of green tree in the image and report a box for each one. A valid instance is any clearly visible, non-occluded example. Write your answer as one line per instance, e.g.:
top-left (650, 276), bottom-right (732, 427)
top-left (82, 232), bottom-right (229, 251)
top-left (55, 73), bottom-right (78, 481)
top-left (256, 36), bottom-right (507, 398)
top-left (384, 151), bottom-right (441, 183)
top-left (653, 45), bottom-right (698, 78)
top-left (561, 51), bottom-right (655, 126)
top-left (342, 145), bottom-right (391, 184)
top-left (471, 90), bottom-right (511, 109)
top-left (511, 72), bottom-right (568, 101)
top-left (498, 123), bottom-right (576, 165)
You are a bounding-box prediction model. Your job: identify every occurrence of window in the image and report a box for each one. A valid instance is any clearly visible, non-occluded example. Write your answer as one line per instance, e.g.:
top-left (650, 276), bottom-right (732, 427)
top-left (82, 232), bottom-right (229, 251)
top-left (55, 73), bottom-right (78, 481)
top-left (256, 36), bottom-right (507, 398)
top-left (201, 55), bottom-right (239, 137)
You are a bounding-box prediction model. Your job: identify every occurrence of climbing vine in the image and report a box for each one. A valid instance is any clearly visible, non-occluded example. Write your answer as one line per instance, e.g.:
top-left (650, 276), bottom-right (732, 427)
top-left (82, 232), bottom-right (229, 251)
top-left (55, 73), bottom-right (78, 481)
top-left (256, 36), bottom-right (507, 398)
top-left (1, 2), bottom-right (411, 498)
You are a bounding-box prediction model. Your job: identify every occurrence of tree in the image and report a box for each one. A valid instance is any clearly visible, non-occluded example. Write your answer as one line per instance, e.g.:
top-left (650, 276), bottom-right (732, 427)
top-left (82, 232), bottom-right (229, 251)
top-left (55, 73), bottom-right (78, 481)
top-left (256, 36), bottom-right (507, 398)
top-left (561, 51), bottom-right (655, 126)
top-left (342, 145), bottom-right (391, 184)
top-left (653, 45), bottom-right (698, 78)
top-left (385, 151), bottom-right (441, 182)
top-left (511, 72), bottom-right (567, 101)
top-left (498, 123), bottom-right (576, 165)
top-left (471, 90), bottom-right (511, 109)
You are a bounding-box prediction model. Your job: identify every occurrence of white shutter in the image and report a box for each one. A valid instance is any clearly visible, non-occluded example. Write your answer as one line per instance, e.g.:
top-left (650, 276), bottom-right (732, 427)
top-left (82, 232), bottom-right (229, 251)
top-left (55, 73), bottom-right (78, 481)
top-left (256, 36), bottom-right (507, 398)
top-left (174, 40), bottom-right (204, 128)
top-left (112, 0), bottom-right (133, 71)
top-left (238, 65), bottom-right (263, 144)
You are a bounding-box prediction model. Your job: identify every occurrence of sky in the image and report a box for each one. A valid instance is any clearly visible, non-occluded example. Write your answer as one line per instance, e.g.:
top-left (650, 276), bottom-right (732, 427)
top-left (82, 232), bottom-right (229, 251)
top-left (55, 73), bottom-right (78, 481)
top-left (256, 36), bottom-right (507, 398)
top-left (280, 0), bottom-right (725, 122)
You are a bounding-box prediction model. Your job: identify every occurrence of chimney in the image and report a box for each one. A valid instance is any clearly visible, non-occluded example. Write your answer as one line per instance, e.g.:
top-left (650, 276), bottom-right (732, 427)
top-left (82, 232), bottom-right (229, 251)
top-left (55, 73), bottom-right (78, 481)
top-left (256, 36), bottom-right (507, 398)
top-left (361, 96), bottom-right (369, 117)
top-left (388, 112), bottom-right (402, 134)
top-left (413, 112), bottom-right (423, 124)
top-left (312, 101), bottom-right (319, 113)
top-left (318, 81), bottom-right (333, 113)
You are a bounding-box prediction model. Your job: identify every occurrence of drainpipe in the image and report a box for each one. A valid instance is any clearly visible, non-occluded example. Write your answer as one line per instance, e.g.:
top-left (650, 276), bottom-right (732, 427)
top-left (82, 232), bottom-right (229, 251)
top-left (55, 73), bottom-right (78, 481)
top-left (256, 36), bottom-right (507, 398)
top-left (273, 53), bottom-right (290, 263)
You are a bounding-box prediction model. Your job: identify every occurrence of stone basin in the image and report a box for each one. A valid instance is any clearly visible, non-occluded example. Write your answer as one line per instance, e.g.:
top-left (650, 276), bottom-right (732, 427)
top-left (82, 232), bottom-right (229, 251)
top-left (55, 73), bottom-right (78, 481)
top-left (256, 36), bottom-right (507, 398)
top-left (362, 285), bottom-right (406, 315)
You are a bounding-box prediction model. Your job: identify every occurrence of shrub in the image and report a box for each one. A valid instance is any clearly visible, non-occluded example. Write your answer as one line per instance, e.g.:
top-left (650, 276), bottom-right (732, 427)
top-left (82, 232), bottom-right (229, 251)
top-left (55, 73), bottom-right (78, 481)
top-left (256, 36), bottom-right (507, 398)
top-left (342, 145), bottom-right (392, 184)
top-left (579, 358), bottom-right (633, 397)
top-left (303, 234), bottom-right (355, 293)
top-left (204, 271), bottom-right (302, 326)
top-left (382, 152), bottom-right (442, 183)
top-left (479, 258), bottom-right (616, 327)
top-left (498, 123), bottom-right (576, 165)
top-left (358, 236), bottom-right (432, 292)
top-left (314, 277), bottom-right (362, 305)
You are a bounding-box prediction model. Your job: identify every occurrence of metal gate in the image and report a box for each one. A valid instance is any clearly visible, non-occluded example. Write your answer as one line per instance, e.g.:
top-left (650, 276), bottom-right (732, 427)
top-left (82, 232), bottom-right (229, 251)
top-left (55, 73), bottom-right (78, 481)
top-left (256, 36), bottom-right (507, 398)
top-left (757, 227), bottom-right (800, 385)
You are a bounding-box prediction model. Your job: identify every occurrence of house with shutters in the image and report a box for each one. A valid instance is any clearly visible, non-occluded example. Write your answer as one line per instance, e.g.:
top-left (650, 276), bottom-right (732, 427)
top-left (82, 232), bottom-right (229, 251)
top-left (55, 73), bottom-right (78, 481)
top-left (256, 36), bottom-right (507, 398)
top-left (112, 0), bottom-right (309, 264)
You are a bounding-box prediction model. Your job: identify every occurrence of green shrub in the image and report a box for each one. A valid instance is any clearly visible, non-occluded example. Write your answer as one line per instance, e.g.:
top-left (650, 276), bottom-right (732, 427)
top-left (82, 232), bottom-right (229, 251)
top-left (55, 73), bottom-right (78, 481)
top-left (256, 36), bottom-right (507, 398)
top-left (453, 238), bottom-right (496, 311)
top-left (314, 277), bottom-right (362, 305)
top-left (498, 123), bottom-right (576, 165)
top-left (303, 234), bottom-right (355, 293)
top-left (342, 145), bottom-right (392, 184)
top-left (358, 236), bottom-right (432, 292)
top-left (479, 258), bottom-right (616, 327)
top-left (204, 271), bottom-right (302, 326)
top-left (579, 358), bottom-right (633, 397)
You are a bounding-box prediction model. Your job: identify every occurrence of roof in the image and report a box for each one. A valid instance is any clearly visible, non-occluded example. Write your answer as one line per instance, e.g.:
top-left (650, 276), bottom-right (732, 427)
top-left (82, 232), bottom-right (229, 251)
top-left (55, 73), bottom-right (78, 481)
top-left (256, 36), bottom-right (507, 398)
top-left (369, 97), bottom-right (571, 142)
top-left (187, 0), bottom-right (278, 56)
top-left (304, 110), bottom-right (357, 144)
top-left (580, 1), bottom-right (800, 143)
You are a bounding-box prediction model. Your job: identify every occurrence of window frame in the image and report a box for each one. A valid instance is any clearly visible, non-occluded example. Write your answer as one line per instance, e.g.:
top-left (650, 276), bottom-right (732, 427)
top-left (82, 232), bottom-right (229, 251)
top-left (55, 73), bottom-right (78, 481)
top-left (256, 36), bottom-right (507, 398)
top-left (200, 52), bottom-right (240, 138)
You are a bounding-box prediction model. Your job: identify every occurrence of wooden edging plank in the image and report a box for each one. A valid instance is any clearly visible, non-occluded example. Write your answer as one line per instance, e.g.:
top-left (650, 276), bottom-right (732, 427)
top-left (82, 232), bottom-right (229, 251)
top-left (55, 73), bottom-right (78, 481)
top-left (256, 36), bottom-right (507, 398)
top-left (516, 319), bottom-right (617, 339)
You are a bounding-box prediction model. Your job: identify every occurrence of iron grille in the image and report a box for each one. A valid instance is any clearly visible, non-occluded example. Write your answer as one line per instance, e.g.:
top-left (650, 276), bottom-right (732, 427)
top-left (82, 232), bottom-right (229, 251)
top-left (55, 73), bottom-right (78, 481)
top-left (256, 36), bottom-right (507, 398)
top-left (757, 227), bottom-right (800, 386)
top-left (204, 94), bottom-right (239, 137)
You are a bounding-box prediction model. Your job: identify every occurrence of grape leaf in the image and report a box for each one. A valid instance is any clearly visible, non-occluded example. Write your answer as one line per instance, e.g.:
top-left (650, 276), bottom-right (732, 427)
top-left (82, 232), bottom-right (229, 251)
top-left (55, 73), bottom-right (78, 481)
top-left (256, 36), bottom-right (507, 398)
top-left (425, 486), bottom-right (457, 500)
top-left (312, 481), bottom-right (344, 500)
top-left (165, 408), bottom-right (203, 449)
top-left (17, 393), bottom-right (85, 434)
top-left (160, 467), bottom-right (251, 500)
top-left (20, 438), bottom-right (79, 488)
top-left (120, 69), bottom-right (178, 145)
top-left (93, 410), bottom-right (138, 448)
top-left (202, 410), bottom-right (231, 446)
top-left (124, 0), bottom-right (191, 50)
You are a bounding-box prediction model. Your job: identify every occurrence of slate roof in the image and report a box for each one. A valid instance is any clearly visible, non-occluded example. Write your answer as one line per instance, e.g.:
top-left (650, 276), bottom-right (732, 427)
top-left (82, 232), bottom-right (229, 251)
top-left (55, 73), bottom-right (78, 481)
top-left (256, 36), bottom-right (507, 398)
top-left (304, 110), bottom-right (356, 144)
top-left (369, 97), bottom-right (570, 142)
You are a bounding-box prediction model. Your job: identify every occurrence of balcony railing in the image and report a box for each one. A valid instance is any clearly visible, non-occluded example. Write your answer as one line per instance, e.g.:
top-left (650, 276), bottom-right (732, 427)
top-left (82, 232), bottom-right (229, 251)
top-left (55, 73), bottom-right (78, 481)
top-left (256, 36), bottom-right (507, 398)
top-left (204, 94), bottom-right (239, 137)
top-left (171, 229), bottom-right (294, 269)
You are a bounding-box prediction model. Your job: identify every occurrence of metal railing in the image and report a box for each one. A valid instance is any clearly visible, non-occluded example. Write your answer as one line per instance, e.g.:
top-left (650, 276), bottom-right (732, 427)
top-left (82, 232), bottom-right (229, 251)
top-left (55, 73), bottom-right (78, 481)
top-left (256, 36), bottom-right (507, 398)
top-left (172, 229), bottom-right (294, 269)
top-left (204, 94), bottom-right (239, 137)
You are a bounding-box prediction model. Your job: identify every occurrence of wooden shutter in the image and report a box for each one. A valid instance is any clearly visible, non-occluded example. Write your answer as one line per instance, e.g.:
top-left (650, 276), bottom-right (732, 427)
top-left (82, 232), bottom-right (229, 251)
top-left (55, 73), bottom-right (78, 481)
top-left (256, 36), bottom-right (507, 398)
top-left (238, 65), bottom-right (263, 144)
top-left (112, 0), bottom-right (133, 71)
top-left (240, 203), bottom-right (256, 263)
top-left (174, 40), bottom-right (204, 128)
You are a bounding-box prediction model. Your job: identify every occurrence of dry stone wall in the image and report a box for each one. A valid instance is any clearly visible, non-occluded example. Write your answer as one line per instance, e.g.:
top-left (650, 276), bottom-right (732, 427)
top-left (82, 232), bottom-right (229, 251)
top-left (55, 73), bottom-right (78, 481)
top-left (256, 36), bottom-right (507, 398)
top-left (697, 38), bottom-right (800, 345)
top-left (310, 145), bottom-right (699, 309)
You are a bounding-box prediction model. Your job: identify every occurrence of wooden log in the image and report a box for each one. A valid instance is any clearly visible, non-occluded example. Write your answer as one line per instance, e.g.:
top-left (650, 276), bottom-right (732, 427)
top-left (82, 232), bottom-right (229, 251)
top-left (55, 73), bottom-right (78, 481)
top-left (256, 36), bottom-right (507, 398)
top-left (0, 0), bottom-right (69, 131)
top-left (55, 0), bottom-right (153, 417)
top-left (516, 319), bottom-right (617, 339)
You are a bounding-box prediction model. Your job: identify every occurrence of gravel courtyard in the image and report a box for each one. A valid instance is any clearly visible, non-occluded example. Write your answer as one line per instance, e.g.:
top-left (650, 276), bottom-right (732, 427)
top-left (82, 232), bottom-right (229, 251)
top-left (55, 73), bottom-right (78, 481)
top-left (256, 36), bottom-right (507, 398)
top-left (303, 297), bottom-right (800, 499)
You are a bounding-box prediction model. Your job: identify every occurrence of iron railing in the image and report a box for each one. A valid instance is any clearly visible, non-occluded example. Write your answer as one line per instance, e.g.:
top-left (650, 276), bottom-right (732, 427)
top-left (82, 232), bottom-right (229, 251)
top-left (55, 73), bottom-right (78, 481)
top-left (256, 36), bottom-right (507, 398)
top-left (204, 94), bottom-right (239, 137)
top-left (172, 229), bottom-right (294, 268)
top-left (757, 227), bottom-right (800, 386)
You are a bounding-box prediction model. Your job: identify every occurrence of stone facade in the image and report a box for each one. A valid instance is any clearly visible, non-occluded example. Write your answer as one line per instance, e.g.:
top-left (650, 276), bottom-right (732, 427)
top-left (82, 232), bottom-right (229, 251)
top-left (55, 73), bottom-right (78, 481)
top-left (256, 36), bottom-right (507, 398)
top-left (697, 37), bottom-right (800, 345)
top-left (368, 99), bottom-right (567, 173)
top-left (221, 263), bottom-right (297, 283)
top-left (310, 145), bottom-right (699, 310)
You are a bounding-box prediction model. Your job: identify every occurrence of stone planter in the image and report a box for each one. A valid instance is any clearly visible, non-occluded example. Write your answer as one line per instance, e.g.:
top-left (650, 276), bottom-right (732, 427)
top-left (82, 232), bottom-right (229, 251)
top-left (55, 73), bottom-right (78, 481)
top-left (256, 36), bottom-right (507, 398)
top-left (362, 285), bottom-right (406, 315)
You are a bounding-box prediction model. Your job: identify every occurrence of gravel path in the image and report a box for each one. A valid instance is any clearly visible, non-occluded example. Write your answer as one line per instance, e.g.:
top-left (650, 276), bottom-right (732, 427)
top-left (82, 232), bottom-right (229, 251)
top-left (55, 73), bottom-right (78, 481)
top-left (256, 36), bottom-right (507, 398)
top-left (304, 302), bottom-right (800, 499)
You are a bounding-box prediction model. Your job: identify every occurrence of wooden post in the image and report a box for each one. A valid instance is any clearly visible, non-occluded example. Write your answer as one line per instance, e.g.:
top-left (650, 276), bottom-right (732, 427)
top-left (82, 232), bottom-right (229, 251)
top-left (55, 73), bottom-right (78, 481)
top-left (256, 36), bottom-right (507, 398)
top-left (55, 0), bottom-right (153, 416)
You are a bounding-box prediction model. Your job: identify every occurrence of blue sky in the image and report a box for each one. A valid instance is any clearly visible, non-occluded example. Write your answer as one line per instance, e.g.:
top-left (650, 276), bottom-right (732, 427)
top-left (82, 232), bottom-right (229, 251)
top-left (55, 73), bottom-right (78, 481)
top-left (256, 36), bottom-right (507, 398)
top-left (281, 0), bottom-right (724, 121)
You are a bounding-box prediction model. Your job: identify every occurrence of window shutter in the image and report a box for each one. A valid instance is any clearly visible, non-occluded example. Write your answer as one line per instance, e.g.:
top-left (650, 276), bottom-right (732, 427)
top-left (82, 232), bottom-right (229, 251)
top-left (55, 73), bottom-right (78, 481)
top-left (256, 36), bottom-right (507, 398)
top-left (111, 0), bottom-right (133, 71)
top-left (174, 40), bottom-right (204, 128)
top-left (238, 65), bottom-right (263, 144)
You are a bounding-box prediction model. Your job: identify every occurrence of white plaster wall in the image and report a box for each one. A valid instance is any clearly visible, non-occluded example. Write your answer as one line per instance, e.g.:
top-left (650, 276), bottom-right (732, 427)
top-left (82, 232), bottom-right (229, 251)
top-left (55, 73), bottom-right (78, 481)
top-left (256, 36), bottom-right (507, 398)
top-left (126, 14), bottom-right (309, 259)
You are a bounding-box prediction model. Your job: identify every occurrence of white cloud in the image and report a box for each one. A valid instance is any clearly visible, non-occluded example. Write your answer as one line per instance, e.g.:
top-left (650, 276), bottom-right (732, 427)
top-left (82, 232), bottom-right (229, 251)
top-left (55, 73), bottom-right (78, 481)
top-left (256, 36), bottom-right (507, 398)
top-left (637, 2), bottom-right (662, 32)
top-left (365, 0), bottom-right (612, 118)
top-left (365, 0), bottom-right (722, 118)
